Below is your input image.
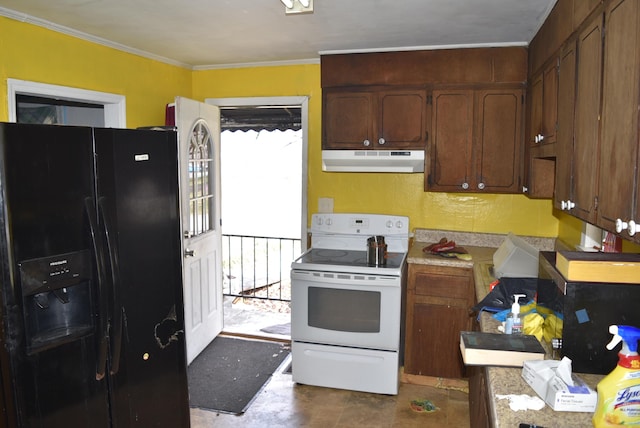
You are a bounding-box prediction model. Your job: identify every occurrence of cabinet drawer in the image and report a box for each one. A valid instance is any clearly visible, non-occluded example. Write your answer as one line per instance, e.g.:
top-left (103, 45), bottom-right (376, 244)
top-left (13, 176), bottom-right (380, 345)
top-left (414, 277), bottom-right (470, 298)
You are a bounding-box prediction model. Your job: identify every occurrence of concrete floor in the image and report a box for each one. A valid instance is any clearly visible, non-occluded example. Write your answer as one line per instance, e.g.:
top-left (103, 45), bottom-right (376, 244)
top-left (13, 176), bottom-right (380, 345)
top-left (190, 357), bottom-right (470, 428)
top-left (221, 295), bottom-right (291, 339)
top-left (189, 297), bottom-right (470, 427)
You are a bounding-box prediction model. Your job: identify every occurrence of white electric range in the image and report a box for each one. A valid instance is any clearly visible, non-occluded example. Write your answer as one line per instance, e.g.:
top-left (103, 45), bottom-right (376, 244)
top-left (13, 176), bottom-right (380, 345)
top-left (290, 213), bottom-right (409, 395)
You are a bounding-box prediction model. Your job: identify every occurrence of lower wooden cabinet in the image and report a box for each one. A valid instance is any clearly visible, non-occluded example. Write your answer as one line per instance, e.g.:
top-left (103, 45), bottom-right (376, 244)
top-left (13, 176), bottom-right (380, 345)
top-left (468, 365), bottom-right (492, 428)
top-left (404, 263), bottom-right (475, 378)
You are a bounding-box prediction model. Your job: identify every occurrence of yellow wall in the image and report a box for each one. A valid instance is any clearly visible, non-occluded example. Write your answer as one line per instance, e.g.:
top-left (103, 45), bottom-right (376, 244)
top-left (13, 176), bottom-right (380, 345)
top-left (193, 66), bottom-right (559, 237)
top-left (6, 16), bottom-right (639, 248)
top-left (0, 16), bottom-right (191, 127)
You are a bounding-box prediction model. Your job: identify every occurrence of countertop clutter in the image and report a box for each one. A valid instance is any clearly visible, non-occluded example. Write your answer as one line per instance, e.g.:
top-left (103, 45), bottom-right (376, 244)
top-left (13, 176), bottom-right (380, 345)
top-left (408, 229), bottom-right (603, 428)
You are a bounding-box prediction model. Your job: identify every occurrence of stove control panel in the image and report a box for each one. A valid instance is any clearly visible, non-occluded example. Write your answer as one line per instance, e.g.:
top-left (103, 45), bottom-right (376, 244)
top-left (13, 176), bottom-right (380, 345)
top-left (311, 213), bottom-right (408, 236)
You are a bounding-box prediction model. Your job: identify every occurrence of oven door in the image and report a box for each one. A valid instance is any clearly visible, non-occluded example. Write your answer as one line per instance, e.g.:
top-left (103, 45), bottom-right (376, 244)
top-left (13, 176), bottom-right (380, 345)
top-left (291, 269), bottom-right (401, 351)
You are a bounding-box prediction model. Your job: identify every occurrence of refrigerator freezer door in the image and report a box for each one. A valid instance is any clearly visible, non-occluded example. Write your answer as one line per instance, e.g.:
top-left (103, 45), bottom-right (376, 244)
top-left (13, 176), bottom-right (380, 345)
top-left (0, 123), bottom-right (110, 427)
top-left (94, 128), bottom-right (189, 427)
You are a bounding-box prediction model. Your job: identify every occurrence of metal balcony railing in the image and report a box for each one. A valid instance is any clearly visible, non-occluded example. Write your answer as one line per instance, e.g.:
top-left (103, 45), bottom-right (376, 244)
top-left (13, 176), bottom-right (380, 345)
top-left (222, 234), bottom-right (301, 302)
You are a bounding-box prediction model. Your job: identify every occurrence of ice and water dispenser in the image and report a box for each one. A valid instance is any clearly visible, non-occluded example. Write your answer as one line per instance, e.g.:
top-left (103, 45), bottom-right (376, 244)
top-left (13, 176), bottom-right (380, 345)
top-left (19, 250), bottom-right (94, 354)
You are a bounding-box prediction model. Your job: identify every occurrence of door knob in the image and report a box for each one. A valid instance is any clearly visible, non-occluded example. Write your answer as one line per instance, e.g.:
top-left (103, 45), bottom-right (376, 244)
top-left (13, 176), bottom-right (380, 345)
top-left (185, 248), bottom-right (195, 257)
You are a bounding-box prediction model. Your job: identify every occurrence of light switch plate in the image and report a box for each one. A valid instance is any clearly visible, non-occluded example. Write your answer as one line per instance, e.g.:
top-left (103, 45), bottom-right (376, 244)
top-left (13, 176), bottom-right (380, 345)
top-left (318, 197), bottom-right (333, 213)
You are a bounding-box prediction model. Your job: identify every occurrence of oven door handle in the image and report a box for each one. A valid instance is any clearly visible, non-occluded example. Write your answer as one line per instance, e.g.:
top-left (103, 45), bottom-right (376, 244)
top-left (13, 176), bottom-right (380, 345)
top-left (291, 270), bottom-right (401, 287)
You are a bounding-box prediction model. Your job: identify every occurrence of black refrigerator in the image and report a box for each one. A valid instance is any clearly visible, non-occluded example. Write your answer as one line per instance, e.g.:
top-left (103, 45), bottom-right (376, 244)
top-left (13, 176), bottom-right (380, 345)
top-left (0, 123), bottom-right (190, 427)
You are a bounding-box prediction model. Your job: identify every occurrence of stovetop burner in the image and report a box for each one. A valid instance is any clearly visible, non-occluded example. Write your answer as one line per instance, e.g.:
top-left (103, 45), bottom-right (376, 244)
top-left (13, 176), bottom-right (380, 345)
top-left (293, 248), bottom-right (406, 274)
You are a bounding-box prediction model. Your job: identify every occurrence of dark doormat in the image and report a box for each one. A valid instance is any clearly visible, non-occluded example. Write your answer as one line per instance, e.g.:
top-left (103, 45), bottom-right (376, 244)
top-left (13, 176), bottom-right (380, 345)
top-left (188, 336), bottom-right (290, 415)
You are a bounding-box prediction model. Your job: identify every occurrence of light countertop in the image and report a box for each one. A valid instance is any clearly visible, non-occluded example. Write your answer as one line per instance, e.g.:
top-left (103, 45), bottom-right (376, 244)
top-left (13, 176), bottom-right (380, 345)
top-left (409, 230), bottom-right (602, 428)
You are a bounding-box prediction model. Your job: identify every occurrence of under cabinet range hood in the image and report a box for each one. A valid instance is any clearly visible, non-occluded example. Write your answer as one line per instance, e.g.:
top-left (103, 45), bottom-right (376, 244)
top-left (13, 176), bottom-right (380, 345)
top-left (321, 150), bottom-right (425, 173)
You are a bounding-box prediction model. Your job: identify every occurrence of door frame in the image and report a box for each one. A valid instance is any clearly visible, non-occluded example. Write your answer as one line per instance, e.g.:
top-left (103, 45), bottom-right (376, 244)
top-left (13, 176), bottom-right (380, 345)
top-left (7, 78), bottom-right (126, 127)
top-left (205, 96), bottom-right (309, 251)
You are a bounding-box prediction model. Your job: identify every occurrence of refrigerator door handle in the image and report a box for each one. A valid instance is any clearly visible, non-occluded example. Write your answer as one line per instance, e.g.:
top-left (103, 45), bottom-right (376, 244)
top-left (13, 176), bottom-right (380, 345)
top-left (85, 197), bottom-right (109, 380)
top-left (98, 197), bottom-right (124, 375)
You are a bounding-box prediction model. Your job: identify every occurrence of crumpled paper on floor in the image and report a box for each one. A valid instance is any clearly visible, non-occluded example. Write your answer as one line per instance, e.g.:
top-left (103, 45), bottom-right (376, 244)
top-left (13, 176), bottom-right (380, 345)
top-left (496, 394), bottom-right (546, 411)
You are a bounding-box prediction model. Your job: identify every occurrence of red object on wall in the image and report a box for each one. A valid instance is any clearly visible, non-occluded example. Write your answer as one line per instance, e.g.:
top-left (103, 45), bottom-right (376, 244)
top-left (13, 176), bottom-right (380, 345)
top-left (165, 103), bottom-right (176, 126)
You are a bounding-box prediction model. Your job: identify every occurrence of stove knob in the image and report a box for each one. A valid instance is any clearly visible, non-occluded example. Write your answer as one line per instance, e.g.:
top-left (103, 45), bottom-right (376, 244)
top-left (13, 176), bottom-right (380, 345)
top-left (386, 220), bottom-right (394, 228)
top-left (325, 218), bottom-right (333, 226)
top-left (315, 217), bottom-right (323, 226)
top-left (396, 220), bottom-right (404, 229)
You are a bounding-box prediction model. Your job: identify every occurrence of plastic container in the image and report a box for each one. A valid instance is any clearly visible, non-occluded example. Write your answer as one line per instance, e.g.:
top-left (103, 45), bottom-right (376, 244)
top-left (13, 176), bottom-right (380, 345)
top-left (492, 233), bottom-right (539, 278)
top-left (593, 325), bottom-right (640, 427)
top-left (505, 294), bottom-right (525, 335)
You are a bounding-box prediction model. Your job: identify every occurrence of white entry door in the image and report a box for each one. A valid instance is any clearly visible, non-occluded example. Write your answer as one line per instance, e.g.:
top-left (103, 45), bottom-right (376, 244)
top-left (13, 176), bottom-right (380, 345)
top-left (175, 96), bottom-right (223, 364)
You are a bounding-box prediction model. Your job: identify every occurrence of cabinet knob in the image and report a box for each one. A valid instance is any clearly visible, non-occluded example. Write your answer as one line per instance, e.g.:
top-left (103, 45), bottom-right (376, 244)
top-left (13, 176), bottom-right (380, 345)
top-left (616, 219), bottom-right (637, 236)
top-left (616, 218), bottom-right (627, 233)
top-left (534, 133), bottom-right (545, 144)
top-left (477, 182), bottom-right (485, 190)
top-left (561, 200), bottom-right (575, 210)
top-left (363, 139), bottom-right (370, 147)
top-left (629, 220), bottom-right (638, 237)
top-left (378, 137), bottom-right (386, 145)
top-left (522, 186), bottom-right (528, 193)
top-left (461, 182), bottom-right (469, 190)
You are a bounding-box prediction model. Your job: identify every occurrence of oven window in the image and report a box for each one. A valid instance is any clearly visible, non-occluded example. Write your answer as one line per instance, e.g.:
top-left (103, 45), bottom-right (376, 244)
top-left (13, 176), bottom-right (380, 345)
top-left (308, 287), bottom-right (381, 333)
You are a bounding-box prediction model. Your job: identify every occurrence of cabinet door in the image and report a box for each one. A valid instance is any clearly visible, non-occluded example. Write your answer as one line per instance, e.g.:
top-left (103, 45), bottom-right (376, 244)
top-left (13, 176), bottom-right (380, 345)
top-left (405, 264), bottom-right (474, 378)
top-left (572, 14), bottom-right (603, 223)
top-left (428, 89), bottom-right (474, 191)
top-left (475, 89), bottom-right (523, 193)
top-left (541, 59), bottom-right (558, 145)
top-left (597, 0), bottom-right (640, 235)
top-left (378, 89), bottom-right (427, 149)
top-left (323, 91), bottom-right (374, 149)
top-left (528, 73), bottom-right (543, 146)
top-left (468, 366), bottom-right (491, 428)
top-left (555, 40), bottom-right (577, 210)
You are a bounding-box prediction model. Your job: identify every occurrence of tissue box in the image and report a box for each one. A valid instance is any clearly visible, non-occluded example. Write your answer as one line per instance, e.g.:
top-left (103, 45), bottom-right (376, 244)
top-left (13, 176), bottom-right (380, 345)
top-left (522, 360), bottom-right (597, 412)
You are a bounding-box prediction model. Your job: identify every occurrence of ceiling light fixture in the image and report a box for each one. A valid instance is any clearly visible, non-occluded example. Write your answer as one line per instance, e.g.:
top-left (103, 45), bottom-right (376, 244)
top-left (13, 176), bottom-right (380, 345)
top-left (281, 0), bottom-right (313, 15)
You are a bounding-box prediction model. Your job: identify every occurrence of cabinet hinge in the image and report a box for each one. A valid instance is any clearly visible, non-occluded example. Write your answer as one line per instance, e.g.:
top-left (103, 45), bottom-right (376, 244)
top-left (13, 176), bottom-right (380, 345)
top-left (594, 196), bottom-right (599, 211)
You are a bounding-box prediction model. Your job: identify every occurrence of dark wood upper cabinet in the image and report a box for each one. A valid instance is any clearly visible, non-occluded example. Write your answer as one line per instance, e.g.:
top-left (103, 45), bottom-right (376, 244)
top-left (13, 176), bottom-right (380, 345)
top-left (427, 88), bottom-right (523, 193)
top-left (554, 40), bottom-right (577, 210)
top-left (428, 89), bottom-right (474, 191)
top-left (323, 90), bottom-right (374, 149)
top-left (378, 90), bottom-right (428, 148)
top-left (530, 0), bottom-right (640, 244)
top-left (322, 88), bottom-right (427, 150)
top-left (570, 12), bottom-right (603, 224)
top-left (597, 0), bottom-right (640, 240)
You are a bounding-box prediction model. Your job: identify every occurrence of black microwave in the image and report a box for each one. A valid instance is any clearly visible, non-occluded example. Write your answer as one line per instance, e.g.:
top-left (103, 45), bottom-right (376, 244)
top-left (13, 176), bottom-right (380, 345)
top-left (537, 251), bottom-right (640, 374)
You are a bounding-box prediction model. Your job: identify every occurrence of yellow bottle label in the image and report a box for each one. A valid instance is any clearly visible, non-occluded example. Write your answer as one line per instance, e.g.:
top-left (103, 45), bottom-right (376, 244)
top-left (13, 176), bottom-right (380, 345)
top-left (598, 385), bottom-right (640, 426)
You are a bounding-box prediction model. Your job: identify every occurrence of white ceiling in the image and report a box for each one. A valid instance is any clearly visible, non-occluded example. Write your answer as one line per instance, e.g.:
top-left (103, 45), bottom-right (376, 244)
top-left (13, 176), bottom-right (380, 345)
top-left (0, 0), bottom-right (557, 69)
